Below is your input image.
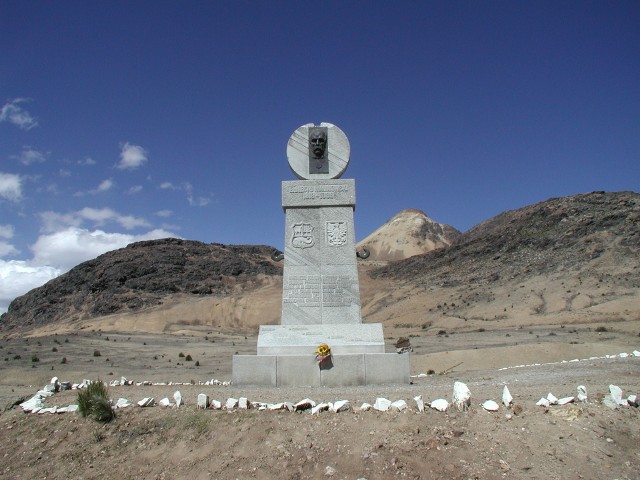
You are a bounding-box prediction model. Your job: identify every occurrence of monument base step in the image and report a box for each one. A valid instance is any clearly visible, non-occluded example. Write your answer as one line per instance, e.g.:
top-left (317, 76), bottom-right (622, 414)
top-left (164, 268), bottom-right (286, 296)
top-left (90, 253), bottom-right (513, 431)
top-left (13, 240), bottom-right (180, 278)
top-left (232, 353), bottom-right (410, 387)
top-left (257, 323), bottom-right (385, 355)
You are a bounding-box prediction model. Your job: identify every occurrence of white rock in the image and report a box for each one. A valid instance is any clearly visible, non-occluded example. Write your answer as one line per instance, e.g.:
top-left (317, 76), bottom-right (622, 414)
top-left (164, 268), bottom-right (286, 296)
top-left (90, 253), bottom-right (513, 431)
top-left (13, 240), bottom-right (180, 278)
top-left (58, 404), bottom-right (79, 413)
top-left (225, 397), bottom-right (238, 409)
top-left (38, 407), bottom-right (57, 414)
top-left (294, 398), bottom-right (316, 411)
top-left (632, 350), bottom-right (640, 357)
top-left (359, 403), bottom-right (372, 412)
top-left (210, 399), bottom-right (222, 410)
top-left (413, 395), bottom-right (424, 413)
top-left (238, 397), bottom-right (250, 409)
top-left (452, 381), bottom-right (471, 411)
top-left (609, 385), bottom-right (626, 405)
top-left (20, 396), bottom-right (44, 412)
top-left (324, 465), bottom-right (336, 477)
top-left (627, 394), bottom-right (638, 407)
top-left (159, 398), bottom-right (173, 408)
top-left (284, 402), bottom-right (295, 412)
top-left (390, 400), bottom-right (408, 412)
top-left (603, 396), bottom-right (619, 409)
top-left (173, 390), bottom-right (182, 408)
top-left (311, 402), bottom-right (331, 415)
top-left (373, 398), bottom-right (391, 412)
top-left (536, 398), bottom-right (550, 407)
top-left (430, 399), bottom-right (449, 412)
top-left (197, 394), bottom-right (209, 409)
top-left (558, 397), bottom-right (575, 405)
top-left (50, 376), bottom-right (59, 385)
top-left (114, 398), bottom-right (132, 409)
top-left (577, 385), bottom-right (588, 402)
top-left (268, 402), bottom-right (285, 410)
top-left (332, 400), bottom-right (350, 413)
top-left (137, 397), bottom-right (155, 407)
top-left (502, 386), bottom-right (513, 407)
top-left (546, 393), bottom-right (558, 405)
top-left (482, 400), bottom-right (499, 411)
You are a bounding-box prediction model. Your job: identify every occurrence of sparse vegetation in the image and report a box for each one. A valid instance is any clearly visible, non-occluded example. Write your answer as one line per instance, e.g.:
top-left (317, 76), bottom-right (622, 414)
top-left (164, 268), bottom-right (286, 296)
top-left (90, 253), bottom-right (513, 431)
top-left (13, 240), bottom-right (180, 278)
top-left (178, 352), bottom-right (185, 358)
top-left (93, 349), bottom-right (101, 357)
top-left (77, 380), bottom-right (115, 422)
top-left (595, 326), bottom-right (608, 332)
top-left (61, 357), bottom-right (67, 364)
top-left (31, 355), bottom-right (39, 362)
top-left (185, 354), bottom-right (193, 361)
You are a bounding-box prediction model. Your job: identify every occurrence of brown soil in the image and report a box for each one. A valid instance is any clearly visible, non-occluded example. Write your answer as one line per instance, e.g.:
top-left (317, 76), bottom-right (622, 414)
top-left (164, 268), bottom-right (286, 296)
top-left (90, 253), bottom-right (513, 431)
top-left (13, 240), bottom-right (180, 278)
top-left (1, 327), bottom-right (638, 480)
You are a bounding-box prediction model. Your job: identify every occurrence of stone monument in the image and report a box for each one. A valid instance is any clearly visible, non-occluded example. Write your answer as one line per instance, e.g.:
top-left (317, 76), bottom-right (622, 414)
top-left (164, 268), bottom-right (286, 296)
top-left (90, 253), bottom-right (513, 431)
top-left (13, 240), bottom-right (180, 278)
top-left (232, 122), bottom-right (409, 386)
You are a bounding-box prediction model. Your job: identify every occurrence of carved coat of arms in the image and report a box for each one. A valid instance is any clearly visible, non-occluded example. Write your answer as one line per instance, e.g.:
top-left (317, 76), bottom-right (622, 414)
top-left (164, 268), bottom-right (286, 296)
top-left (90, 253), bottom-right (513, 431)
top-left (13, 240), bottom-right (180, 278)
top-left (326, 222), bottom-right (347, 246)
top-left (291, 223), bottom-right (314, 248)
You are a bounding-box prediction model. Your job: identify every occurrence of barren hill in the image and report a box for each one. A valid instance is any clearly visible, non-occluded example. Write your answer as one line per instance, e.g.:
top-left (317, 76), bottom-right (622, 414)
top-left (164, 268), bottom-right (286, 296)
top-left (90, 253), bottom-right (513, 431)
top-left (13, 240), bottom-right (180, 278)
top-left (356, 209), bottom-right (461, 261)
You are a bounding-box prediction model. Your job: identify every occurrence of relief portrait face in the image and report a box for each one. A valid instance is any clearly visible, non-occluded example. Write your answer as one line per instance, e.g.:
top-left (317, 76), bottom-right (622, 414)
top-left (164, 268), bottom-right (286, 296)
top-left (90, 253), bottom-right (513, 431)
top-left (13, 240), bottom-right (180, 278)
top-left (309, 129), bottom-right (327, 159)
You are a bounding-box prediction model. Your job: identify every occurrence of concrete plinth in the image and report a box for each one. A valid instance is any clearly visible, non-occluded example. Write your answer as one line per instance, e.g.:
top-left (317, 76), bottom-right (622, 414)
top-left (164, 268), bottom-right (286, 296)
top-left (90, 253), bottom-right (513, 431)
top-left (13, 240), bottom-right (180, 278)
top-left (232, 353), bottom-right (410, 387)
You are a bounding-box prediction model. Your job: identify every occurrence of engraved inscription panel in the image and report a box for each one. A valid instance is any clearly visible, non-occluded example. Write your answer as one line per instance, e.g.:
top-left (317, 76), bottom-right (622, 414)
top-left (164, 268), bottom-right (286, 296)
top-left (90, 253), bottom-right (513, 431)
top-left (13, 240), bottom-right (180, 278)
top-left (287, 183), bottom-right (351, 202)
top-left (283, 274), bottom-right (357, 308)
top-left (283, 275), bottom-right (321, 306)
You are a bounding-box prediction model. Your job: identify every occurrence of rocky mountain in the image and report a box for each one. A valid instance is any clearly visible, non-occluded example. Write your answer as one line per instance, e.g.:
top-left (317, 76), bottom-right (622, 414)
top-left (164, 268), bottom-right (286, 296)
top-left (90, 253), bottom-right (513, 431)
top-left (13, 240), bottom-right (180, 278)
top-left (0, 239), bottom-right (281, 331)
top-left (356, 209), bottom-right (461, 261)
top-left (1, 191), bottom-right (638, 334)
top-left (371, 191), bottom-right (640, 285)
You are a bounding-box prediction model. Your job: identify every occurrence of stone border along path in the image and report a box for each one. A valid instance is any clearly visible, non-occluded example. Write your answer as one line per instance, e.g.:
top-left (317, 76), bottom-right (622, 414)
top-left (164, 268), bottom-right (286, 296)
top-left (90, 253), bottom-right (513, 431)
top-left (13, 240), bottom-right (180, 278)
top-left (17, 350), bottom-right (640, 416)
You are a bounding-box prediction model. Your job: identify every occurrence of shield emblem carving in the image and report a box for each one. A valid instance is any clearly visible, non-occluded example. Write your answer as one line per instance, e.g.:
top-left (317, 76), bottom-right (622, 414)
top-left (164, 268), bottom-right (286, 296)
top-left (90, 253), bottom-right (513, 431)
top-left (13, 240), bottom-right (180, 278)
top-left (291, 223), bottom-right (314, 248)
top-left (326, 222), bottom-right (347, 246)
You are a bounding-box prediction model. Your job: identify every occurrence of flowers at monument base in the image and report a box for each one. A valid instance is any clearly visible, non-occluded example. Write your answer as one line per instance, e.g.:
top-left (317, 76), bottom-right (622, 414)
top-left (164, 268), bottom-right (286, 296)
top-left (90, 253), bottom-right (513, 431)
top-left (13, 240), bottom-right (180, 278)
top-left (315, 343), bottom-right (332, 364)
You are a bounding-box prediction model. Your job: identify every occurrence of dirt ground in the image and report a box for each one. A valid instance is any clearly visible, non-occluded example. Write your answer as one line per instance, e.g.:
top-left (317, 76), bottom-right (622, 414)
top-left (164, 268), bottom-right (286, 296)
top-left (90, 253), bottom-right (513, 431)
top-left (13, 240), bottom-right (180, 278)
top-left (1, 325), bottom-right (639, 480)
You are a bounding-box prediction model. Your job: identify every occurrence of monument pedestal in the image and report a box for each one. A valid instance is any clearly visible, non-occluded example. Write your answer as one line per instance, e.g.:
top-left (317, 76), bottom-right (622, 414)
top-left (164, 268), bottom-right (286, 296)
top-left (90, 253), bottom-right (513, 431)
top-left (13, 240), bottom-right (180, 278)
top-left (232, 352), bottom-right (410, 387)
top-left (232, 123), bottom-right (410, 386)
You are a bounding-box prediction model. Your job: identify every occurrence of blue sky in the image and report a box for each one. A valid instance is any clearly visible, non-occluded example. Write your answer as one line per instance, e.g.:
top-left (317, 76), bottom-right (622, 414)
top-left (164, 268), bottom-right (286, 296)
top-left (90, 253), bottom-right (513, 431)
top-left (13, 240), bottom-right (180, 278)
top-left (1, 1), bottom-right (638, 313)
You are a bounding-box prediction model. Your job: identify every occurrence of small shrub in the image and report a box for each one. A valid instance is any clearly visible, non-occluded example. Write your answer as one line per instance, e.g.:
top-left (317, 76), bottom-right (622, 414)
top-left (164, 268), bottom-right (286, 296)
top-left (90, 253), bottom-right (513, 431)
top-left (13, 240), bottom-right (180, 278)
top-left (185, 354), bottom-right (193, 361)
top-left (52, 347), bottom-right (58, 352)
top-left (437, 330), bottom-right (446, 336)
top-left (13, 354), bottom-right (21, 360)
top-left (595, 326), bottom-right (608, 333)
top-left (93, 350), bottom-right (101, 357)
top-left (61, 357), bottom-right (67, 364)
top-left (195, 360), bottom-right (200, 367)
top-left (77, 380), bottom-right (115, 422)
top-left (31, 355), bottom-right (39, 362)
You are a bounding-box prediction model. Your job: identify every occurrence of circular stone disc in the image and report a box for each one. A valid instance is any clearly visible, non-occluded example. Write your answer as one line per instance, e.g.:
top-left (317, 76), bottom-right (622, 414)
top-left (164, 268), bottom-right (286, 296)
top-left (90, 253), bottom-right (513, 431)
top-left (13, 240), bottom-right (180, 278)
top-left (286, 122), bottom-right (350, 180)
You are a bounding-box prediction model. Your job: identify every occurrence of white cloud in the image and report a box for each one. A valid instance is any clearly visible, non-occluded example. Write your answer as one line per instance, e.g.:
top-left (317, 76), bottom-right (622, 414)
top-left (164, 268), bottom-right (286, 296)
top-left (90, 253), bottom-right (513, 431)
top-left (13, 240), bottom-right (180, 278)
top-left (95, 179), bottom-right (113, 193)
top-left (0, 226), bottom-right (179, 313)
top-left (184, 182), bottom-right (211, 207)
top-left (0, 260), bottom-right (61, 314)
top-left (11, 146), bottom-right (47, 165)
top-left (39, 207), bottom-right (150, 232)
top-left (0, 224), bottom-right (14, 239)
top-left (30, 227), bottom-right (178, 271)
top-left (155, 209), bottom-right (172, 218)
top-left (0, 242), bottom-right (19, 257)
top-left (127, 185), bottom-right (143, 194)
top-left (78, 157), bottom-right (96, 166)
top-left (160, 181), bottom-right (211, 206)
top-left (0, 172), bottom-right (23, 202)
top-left (118, 142), bottom-right (148, 170)
top-left (0, 98), bottom-right (38, 130)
